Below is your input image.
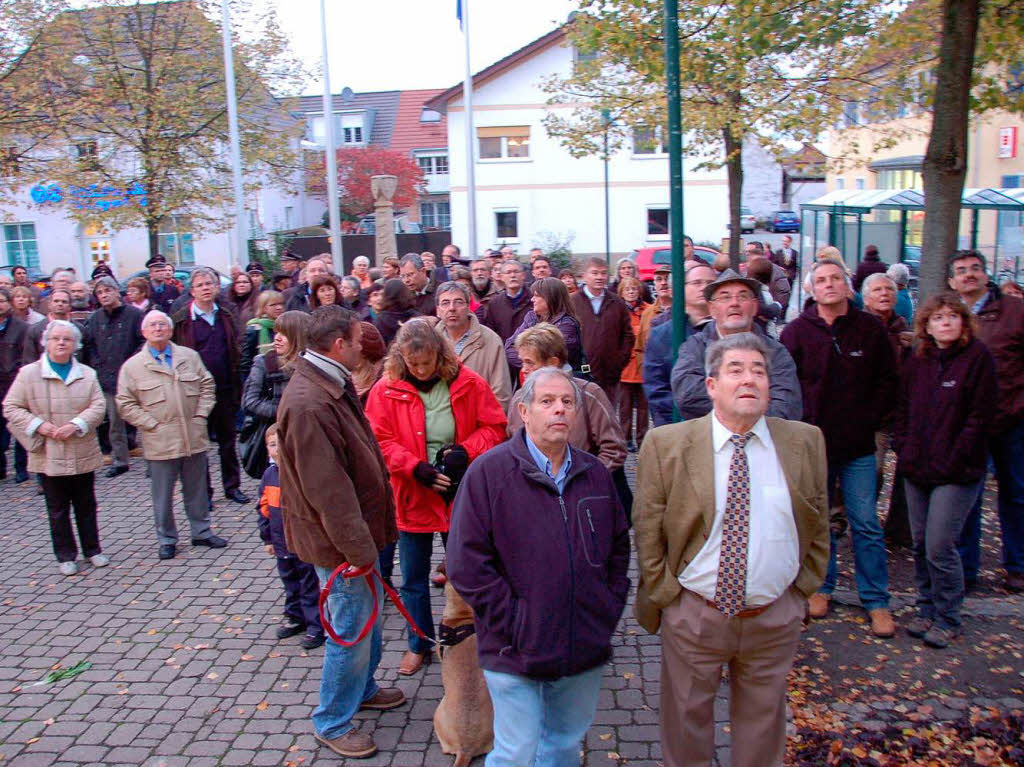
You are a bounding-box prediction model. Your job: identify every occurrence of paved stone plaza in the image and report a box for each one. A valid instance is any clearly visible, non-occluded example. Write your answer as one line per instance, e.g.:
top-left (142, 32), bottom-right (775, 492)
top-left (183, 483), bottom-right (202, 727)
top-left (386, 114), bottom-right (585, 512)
top-left (0, 452), bottom-right (1022, 766)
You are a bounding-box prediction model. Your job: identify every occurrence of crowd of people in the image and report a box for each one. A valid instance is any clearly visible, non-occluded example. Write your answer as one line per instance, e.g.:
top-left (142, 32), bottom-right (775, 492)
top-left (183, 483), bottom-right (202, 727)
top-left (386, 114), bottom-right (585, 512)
top-left (0, 239), bottom-right (1022, 766)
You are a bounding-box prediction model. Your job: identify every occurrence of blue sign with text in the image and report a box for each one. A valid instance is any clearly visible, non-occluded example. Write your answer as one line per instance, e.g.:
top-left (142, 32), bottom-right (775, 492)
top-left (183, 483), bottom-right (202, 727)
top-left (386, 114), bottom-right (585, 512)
top-left (30, 182), bottom-right (148, 211)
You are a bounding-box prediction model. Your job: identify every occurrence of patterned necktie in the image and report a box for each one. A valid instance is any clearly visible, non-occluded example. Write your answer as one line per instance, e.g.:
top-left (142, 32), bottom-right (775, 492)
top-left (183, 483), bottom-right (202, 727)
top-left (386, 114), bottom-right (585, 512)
top-left (715, 432), bottom-right (754, 617)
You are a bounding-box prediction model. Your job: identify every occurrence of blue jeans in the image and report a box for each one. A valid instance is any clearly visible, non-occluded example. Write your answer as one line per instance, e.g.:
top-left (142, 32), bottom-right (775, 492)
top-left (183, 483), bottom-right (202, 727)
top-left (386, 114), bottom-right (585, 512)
top-left (398, 531), bottom-right (446, 654)
top-left (905, 479), bottom-right (983, 630)
top-left (993, 420), bottom-right (1024, 575)
top-left (821, 454), bottom-right (890, 610)
top-left (312, 564), bottom-right (383, 740)
top-left (958, 420), bottom-right (1024, 578)
top-left (483, 665), bottom-right (604, 767)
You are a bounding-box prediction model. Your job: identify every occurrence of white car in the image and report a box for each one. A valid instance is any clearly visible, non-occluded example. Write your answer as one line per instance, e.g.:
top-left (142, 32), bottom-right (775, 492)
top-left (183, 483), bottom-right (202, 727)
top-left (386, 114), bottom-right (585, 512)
top-left (728, 207), bottom-right (757, 234)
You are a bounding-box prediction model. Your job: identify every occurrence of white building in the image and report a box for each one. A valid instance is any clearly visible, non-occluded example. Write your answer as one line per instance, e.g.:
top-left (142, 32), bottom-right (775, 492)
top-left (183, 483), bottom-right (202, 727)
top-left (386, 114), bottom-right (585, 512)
top-left (427, 28), bottom-right (733, 258)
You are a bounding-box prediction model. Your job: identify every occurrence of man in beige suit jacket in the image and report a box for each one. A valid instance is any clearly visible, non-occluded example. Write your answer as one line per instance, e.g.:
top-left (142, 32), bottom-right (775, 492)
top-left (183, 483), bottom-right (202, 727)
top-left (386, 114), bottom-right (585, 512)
top-left (634, 333), bottom-right (829, 767)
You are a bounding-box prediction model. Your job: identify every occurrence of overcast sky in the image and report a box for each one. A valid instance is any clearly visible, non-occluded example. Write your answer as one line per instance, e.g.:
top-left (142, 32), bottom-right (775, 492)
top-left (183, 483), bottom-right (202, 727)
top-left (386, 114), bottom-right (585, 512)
top-left (268, 0), bottom-right (578, 95)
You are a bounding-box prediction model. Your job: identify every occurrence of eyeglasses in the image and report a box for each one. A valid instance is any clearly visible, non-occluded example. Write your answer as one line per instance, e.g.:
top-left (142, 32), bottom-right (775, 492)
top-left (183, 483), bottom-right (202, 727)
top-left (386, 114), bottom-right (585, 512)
top-left (709, 293), bottom-right (755, 304)
top-left (437, 299), bottom-right (468, 309)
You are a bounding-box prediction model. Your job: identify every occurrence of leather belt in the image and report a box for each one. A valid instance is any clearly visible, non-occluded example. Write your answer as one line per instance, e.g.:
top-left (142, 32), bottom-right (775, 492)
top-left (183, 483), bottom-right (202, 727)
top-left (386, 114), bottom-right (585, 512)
top-left (696, 594), bottom-right (769, 619)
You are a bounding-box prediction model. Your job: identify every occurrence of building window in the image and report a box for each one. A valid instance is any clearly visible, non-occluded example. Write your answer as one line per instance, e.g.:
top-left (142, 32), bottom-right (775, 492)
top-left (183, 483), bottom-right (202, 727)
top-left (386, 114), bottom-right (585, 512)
top-left (836, 178), bottom-right (846, 190)
top-left (284, 206), bottom-right (294, 229)
top-left (341, 113), bottom-right (365, 145)
top-left (495, 210), bottom-right (518, 239)
top-left (876, 168), bottom-right (922, 190)
top-left (477, 127), bottom-right (530, 160)
top-left (420, 201), bottom-right (451, 230)
top-left (3, 223), bottom-right (39, 267)
top-left (75, 140), bottom-right (99, 170)
top-left (309, 115), bottom-right (327, 145)
top-left (573, 46), bottom-right (599, 72)
top-left (855, 177), bottom-right (866, 190)
top-left (633, 127), bottom-right (665, 155)
top-left (418, 155), bottom-right (449, 175)
top-left (158, 216), bottom-right (195, 265)
top-left (646, 207), bottom-right (669, 237)
top-left (1, 147), bottom-right (19, 176)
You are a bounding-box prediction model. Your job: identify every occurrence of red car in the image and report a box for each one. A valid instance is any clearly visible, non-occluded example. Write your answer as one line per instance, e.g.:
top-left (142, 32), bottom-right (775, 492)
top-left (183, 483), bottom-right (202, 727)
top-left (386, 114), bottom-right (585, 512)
top-left (630, 245), bottom-right (720, 283)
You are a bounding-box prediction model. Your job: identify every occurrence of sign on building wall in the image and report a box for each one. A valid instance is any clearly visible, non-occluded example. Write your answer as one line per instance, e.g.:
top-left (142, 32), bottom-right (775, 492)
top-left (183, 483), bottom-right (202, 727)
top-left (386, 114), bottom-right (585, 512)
top-left (29, 182), bottom-right (148, 211)
top-left (998, 127), bottom-right (1018, 159)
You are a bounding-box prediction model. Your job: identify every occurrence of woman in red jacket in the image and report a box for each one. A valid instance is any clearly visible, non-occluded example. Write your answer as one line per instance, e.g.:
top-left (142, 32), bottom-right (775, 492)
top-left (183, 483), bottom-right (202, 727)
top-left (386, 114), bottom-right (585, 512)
top-left (364, 319), bottom-right (507, 675)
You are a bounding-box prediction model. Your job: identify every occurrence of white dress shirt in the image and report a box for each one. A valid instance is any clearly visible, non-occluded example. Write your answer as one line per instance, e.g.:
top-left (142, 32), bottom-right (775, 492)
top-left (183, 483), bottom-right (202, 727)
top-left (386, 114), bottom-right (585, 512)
top-left (678, 413), bottom-right (800, 607)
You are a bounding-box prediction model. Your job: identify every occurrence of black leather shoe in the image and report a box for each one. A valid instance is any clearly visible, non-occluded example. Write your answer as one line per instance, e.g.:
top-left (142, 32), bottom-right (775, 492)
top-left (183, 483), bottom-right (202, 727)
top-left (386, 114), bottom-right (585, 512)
top-left (225, 489), bottom-right (250, 504)
top-left (301, 633), bottom-right (326, 650)
top-left (191, 535), bottom-right (228, 548)
top-left (158, 544), bottom-right (176, 560)
top-left (14, 473), bottom-right (28, 483)
top-left (276, 619), bottom-right (304, 639)
top-left (105, 465), bottom-right (129, 479)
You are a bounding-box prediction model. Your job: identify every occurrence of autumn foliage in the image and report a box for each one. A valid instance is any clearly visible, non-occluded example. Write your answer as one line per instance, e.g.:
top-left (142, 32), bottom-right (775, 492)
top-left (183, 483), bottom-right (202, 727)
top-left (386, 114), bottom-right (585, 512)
top-left (310, 147), bottom-right (426, 219)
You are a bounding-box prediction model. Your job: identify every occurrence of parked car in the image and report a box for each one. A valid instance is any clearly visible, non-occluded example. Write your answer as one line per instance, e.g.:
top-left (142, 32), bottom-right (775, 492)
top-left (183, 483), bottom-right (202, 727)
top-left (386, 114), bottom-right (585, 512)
top-left (631, 245), bottom-right (721, 283)
top-left (356, 214), bottom-right (422, 235)
top-left (727, 207), bottom-right (757, 234)
top-left (0, 265), bottom-right (50, 292)
top-left (120, 266), bottom-right (232, 292)
top-left (767, 211), bottom-right (800, 233)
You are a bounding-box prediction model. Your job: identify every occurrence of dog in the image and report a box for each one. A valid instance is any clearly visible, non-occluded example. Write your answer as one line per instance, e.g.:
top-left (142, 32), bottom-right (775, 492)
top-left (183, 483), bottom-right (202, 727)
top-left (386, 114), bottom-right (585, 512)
top-left (433, 582), bottom-right (493, 767)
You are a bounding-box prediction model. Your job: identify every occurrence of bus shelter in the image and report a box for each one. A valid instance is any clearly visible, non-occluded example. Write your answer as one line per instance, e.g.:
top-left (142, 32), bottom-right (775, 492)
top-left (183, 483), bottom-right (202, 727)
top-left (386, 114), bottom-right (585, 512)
top-left (799, 188), bottom-right (1024, 290)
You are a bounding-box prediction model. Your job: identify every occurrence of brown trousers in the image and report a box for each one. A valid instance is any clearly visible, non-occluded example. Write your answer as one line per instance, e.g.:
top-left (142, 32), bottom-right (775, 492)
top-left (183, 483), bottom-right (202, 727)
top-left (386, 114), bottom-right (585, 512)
top-left (660, 588), bottom-right (804, 767)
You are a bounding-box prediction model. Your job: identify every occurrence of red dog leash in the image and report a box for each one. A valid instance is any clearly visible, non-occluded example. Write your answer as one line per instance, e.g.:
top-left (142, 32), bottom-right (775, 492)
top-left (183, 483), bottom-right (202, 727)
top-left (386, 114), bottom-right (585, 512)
top-left (318, 562), bottom-right (434, 647)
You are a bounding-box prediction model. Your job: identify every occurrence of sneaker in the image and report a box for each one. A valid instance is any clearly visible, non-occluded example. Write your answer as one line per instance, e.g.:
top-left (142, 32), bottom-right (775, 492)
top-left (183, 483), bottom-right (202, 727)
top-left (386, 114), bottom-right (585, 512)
top-left (276, 618), bottom-right (305, 640)
top-left (314, 728), bottom-right (377, 759)
top-left (58, 561), bottom-right (78, 576)
top-left (301, 633), bottom-right (325, 650)
top-left (923, 624), bottom-right (960, 648)
top-left (359, 687), bottom-right (406, 711)
top-left (89, 554), bottom-right (110, 568)
top-left (905, 615), bottom-right (932, 638)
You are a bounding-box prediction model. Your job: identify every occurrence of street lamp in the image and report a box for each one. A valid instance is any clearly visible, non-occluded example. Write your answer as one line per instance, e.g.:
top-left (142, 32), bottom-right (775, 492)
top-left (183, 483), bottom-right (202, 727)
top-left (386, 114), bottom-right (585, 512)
top-left (665, 0), bottom-right (687, 362)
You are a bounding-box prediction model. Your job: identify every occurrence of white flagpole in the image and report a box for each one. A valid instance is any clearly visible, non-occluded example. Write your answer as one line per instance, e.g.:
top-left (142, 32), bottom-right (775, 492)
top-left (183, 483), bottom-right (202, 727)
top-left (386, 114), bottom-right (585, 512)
top-left (320, 0), bottom-right (343, 268)
top-left (220, 0), bottom-right (245, 272)
top-left (461, 0), bottom-right (478, 260)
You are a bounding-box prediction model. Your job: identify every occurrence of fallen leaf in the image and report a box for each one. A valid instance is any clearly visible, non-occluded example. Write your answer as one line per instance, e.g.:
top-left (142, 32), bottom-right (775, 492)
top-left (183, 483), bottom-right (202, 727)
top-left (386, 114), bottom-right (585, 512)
top-left (256, 701), bottom-right (269, 711)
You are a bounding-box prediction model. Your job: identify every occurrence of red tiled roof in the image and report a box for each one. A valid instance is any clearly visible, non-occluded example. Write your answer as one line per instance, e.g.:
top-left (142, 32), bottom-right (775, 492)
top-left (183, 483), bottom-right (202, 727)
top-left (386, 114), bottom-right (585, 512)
top-left (389, 89), bottom-right (448, 157)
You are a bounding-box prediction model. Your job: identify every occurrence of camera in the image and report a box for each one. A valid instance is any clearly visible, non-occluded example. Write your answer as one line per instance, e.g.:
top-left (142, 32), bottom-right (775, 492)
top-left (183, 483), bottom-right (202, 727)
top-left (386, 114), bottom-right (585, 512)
top-left (433, 444), bottom-right (469, 503)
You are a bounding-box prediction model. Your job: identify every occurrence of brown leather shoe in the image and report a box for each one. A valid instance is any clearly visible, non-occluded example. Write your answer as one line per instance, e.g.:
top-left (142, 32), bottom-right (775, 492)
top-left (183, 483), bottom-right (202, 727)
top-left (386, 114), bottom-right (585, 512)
top-left (869, 608), bottom-right (896, 638)
top-left (314, 728), bottom-right (377, 758)
top-left (807, 593), bottom-right (830, 619)
top-left (398, 649), bottom-right (433, 676)
top-left (360, 687), bottom-right (407, 710)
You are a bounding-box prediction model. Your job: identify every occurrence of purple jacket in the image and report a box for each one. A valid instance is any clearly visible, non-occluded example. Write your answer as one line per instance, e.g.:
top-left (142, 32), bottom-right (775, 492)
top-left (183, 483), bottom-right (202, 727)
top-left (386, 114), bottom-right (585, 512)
top-left (504, 311), bottom-right (583, 372)
top-left (894, 338), bottom-right (997, 486)
top-left (781, 303), bottom-right (897, 464)
top-left (447, 428), bottom-right (630, 680)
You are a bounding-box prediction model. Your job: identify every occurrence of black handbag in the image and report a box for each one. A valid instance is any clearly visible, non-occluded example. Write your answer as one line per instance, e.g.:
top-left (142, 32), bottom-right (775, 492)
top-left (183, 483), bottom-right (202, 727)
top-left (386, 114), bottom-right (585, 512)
top-left (239, 417), bottom-right (270, 479)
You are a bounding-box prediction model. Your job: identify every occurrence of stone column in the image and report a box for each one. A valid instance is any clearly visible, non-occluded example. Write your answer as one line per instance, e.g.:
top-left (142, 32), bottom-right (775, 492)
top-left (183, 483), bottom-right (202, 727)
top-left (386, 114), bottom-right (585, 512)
top-left (371, 174), bottom-right (398, 268)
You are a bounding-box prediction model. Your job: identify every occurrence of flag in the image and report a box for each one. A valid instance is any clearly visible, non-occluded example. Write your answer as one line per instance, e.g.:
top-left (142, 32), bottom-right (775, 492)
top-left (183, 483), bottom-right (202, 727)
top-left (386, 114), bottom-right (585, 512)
top-left (456, 0), bottom-right (462, 27)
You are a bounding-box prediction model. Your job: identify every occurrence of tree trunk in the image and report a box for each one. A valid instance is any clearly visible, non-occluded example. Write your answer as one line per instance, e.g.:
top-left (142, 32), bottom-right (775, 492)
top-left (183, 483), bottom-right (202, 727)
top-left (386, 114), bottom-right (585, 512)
top-left (920, 0), bottom-right (980, 299)
top-left (723, 123), bottom-right (744, 270)
top-left (147, 220), bottom-right (160, 259)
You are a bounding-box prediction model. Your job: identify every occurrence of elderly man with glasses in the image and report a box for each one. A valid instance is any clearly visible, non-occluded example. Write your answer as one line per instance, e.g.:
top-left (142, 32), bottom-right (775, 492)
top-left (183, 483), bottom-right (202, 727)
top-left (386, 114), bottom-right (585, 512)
top-left (670, 268), bottom-right (802, 422)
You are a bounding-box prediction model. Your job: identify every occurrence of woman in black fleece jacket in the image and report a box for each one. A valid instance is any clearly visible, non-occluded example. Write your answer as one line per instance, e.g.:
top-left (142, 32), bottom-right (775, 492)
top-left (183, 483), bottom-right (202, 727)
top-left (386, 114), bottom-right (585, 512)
top-left (894, 292), bottom-right (997, 648)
